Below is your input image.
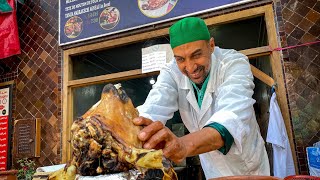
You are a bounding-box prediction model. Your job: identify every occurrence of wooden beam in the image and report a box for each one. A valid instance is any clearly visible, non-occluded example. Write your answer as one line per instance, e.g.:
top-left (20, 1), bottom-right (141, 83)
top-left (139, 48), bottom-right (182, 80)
top-left (240, 46), bottom-right (271, 59)
top-left (204, 5), bottom-right (267, 26)
top-left (35, 118), bottom-right (41, 157)
top-left (67, 46), bottom-right (273, 88)
top-left (65, 28), bottom-right (169, 56)
top-left (239, 46), bottom-right (275, 87)
top-left (250, 65), bottom-right (275, 87)
top-left (265, 4), bottom-right (298, 173)
top-left (62, 51), bottom-right (73, 163)
top-left (68, 70), bottom-right (159, 88)
top-left (0, 80), bottom-right (14, 86)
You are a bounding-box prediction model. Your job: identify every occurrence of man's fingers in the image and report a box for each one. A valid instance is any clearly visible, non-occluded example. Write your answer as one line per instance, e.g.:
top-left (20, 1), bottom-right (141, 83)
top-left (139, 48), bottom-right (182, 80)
top-left (139, 121), bottom-right (164, 142)
top-left (164, 146), bottom-right (184, 164)
top-left (163, 138), bottom-right (186, 164)
top-left (153, 141), bottom-right (166, 150)
top-left (163, 141), bottom-right (181, 160)
top-left (163, 142), bottom-right (175, 158)
top-left (143, 127), bottom-right (169, 149)
top-left (132, 116), bottom-right (153, 126)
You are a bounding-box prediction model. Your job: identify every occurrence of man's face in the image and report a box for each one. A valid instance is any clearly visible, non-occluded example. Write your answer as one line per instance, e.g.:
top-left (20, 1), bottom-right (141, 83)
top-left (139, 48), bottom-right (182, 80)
top-left (173, 38), bottom-right (214, 85)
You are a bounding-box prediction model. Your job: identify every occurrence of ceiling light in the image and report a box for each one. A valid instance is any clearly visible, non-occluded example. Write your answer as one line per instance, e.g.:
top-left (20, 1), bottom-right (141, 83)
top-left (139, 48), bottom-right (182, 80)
top-left (149, 78), bottom-right (155, 85)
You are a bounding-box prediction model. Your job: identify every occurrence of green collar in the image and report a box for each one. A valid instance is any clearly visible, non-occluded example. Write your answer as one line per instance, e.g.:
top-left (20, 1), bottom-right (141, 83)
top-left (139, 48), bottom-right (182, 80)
top-left (190, 74), bottom-right (210, 108)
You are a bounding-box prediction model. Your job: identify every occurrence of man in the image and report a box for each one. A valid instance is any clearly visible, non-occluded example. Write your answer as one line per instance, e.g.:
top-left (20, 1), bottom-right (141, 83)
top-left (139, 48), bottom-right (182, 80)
top-left (134, 17), bottom-right (270, 179)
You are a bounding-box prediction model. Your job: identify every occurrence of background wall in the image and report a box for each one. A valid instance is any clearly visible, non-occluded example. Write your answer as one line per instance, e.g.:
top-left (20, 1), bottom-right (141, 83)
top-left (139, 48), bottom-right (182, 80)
top-left (0, 0), bottom-right (319, 174)
top-left (274, 0), bottom-right (320, 175)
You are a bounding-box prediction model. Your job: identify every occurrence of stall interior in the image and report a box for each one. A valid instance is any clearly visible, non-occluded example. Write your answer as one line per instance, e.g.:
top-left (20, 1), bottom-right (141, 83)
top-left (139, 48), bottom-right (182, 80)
top-left (70, 16), bottom-right (272, 179)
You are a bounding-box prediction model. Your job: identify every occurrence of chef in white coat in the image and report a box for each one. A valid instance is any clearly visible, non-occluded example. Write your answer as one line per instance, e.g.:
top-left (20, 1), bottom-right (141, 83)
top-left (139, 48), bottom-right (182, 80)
top-left (134, 17), bottom-right (270, 179)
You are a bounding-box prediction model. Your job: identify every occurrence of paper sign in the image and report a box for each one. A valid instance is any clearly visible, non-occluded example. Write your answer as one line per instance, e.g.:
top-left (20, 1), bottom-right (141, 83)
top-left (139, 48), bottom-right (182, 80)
top-left (141, 44), bottom-right (174, 74)
top-left (142, 51), bottom-right (166, 73)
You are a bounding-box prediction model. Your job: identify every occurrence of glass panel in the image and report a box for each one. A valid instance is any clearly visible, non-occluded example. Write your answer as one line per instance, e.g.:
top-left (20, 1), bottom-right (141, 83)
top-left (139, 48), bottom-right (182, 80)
top-left (73, 76), bottom-right (153, 119)
top-left (71, 37), bottom-right (169, 80)
top-left (72, 16), bottom-right (267, 80)
top-left (72, 74), bottom-right (184, 156)
top-left (250, 55), bottom-right (273, 174)
top-left (73, 83), bottom-right (105, 120)
top-left (250, 55), bottom-right (273, 140)
top-left (72, 75), bottom-right (182, 124)
top-left (208, 16), bottom-right (268, 51)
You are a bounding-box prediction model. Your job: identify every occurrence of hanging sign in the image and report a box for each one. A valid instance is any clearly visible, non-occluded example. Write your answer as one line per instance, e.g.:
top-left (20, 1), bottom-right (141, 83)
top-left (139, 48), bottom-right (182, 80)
top-left (142, 51), bottom-right (166, 73)
top-left (0, 87), bottom-right (10, 171)
top-left (141, 44), bottom-right (173, 73)
top-left (59, 0), bottom-right (257, 45)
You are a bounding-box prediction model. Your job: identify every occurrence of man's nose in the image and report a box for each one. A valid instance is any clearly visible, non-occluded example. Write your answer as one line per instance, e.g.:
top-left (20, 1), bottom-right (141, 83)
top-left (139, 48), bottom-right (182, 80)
top-left (185, 60), bottom-right (197, 73)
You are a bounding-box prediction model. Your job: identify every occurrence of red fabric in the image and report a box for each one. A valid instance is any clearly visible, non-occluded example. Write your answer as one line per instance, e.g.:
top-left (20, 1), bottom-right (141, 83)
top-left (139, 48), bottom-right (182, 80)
top-left (0, 0), bottom-right (21, 59)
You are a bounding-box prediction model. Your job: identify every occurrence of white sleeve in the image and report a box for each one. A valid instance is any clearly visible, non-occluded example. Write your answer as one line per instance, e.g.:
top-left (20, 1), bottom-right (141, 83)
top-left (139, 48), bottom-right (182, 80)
top-left (205, 51), bottom-right (256, 153)
top-left (137, 66), bottom-right (179, 125)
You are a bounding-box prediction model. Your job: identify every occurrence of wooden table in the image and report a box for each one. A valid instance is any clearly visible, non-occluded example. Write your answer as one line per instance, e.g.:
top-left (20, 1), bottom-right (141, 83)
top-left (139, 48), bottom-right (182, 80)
top-left (0, 170), bottom-right (18, 180)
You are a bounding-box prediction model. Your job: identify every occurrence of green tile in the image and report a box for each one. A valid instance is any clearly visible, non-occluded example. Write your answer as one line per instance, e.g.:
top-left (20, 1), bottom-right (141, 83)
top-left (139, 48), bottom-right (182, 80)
top-left (306, 119), bottom-right (320, 134)
top-left (303, 103), bottom-right (317, 118)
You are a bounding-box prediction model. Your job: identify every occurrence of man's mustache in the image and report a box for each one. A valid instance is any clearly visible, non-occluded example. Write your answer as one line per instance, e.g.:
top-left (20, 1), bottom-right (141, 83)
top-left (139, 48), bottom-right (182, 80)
top-left (184, 66), bottom-right (204, 77)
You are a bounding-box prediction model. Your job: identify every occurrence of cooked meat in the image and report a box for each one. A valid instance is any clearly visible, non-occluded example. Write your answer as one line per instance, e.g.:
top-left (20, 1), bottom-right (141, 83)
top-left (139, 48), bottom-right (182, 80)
top-left (142, 0), bottom-right (169, 10)
top-left (70, 84), bottom-right (177, 179)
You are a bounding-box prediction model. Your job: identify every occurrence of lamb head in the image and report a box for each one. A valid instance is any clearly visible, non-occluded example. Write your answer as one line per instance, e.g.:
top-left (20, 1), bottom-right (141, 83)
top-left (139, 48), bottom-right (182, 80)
top-left (70, 83), bottom-right (177, 179)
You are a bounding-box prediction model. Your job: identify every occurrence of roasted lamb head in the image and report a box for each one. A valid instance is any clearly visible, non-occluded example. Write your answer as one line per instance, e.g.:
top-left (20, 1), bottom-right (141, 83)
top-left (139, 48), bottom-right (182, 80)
top-left (70, 83), bottom-right (177, 179)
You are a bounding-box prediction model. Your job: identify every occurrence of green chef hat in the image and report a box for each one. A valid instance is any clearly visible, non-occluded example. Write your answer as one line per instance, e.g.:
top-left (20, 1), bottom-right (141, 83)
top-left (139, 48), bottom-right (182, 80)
top-left (169, 17), bottom-right (210, 49)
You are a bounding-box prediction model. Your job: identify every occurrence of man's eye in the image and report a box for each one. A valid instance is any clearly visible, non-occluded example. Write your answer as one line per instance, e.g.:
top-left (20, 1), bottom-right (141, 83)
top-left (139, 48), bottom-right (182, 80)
top-left (192, 53), bottom-right (201, 59)
top-left (175, 57), bottom-right (184, 62)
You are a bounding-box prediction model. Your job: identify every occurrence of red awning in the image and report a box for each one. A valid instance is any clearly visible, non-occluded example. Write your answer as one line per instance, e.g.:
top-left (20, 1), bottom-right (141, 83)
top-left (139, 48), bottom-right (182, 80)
top-left (0, 0), bottom-right (21, 59)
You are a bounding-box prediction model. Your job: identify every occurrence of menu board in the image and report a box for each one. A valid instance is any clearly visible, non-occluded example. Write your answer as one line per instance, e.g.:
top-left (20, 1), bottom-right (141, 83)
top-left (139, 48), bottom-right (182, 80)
top-left (13, 119), bottom-right (38, 159)
top-left (59, 0), bottom-right (257, 45)
top-left (0, 87), bottom-right (10, 171)
top-left (17, 123), bottom-right (32, 154)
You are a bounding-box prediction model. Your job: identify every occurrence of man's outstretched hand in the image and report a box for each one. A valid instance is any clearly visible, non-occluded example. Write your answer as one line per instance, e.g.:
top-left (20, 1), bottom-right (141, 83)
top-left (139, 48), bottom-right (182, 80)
top-left (133, 116), bottom-right (188, 163)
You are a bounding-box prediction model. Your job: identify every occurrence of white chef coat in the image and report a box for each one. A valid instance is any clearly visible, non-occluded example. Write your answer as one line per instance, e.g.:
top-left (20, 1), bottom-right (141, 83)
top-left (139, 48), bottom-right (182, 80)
top-left (266, 92), bottom-right (295, 178)
top-left (137, 47), bottom-right (270, 179)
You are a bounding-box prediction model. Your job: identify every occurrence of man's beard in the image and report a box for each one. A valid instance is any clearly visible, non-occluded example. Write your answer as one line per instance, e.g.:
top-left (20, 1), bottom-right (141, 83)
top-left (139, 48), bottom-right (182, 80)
top-left (184, 65), bottom-right (207, 85)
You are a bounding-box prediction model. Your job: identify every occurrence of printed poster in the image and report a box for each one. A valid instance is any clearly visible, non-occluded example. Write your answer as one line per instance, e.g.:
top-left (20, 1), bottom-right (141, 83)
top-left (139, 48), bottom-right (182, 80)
top-left (0, 87), bottom-right (10, 171)
top-left (59, 0), bottom-right (257, 45)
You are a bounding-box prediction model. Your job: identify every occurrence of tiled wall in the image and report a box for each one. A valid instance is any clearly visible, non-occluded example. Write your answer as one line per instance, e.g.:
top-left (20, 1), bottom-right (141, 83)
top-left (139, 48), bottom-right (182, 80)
top-left (17, 0), bottom-right (61, 166)
top-left (0, 0), bottom-right (61, 167)
top-left (275, 0), bottom-right (320, 175)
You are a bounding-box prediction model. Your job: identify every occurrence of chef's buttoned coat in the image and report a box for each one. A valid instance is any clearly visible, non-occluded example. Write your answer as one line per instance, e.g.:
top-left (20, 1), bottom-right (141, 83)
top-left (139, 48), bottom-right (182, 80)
top-left (137, 47), bottom-right (270, 179)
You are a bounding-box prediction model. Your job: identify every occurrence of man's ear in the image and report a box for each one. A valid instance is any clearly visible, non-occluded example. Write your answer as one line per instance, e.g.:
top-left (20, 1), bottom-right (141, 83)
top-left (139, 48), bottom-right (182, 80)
top-left (209, 37), bottom-right (215, 53)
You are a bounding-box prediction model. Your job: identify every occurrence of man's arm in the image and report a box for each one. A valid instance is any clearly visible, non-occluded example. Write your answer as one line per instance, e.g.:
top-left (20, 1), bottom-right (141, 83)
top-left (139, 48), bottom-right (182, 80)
top-left (179, 126), bottom-right (224, 157)
top-left (205, 50), bottom-right (256, 154)
top-left (137, 64), bottom-right (179, 124)
top-left (133, 117), bottom-right (224, 163)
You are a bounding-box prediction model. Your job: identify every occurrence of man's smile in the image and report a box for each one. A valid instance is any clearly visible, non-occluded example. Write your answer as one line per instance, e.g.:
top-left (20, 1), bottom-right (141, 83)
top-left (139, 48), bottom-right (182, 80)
top-left (186, 66), bottom-right (204, 80)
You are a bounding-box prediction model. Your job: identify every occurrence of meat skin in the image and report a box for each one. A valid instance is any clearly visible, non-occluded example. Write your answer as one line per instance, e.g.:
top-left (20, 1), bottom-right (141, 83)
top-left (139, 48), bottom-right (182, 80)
top-left (69, 84), bottom-right (177, 179)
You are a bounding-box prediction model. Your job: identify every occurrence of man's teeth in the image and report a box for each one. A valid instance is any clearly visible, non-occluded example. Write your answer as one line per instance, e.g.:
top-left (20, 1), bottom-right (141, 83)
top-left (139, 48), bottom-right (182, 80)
top-left (191, 70), bottom-right (201, 77)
